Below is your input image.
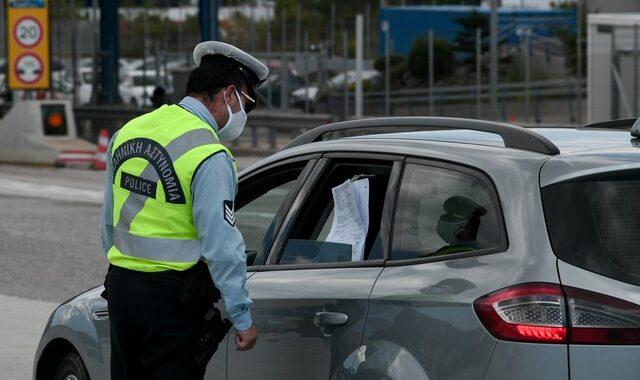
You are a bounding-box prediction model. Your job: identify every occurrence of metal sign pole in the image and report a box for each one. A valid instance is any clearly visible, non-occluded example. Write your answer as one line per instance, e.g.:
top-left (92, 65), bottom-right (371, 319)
top-left (634, 23), bottom-right (638, 116)
top-left (525, 28), bottom-right (531, 123)
top-left (576, 0), bottom-right (583, 123)
top-left (384, 23), bottom-right (390, 117)
top-left (355, 14), bottom-right (363, 118)
top-left (304, 32), bottom-right (310, 113)
top-left (429, 29), bottom-right (434, 116)
top-left (476, 27), bottom-right (481, 118)
top-left (343, 30), bottom-right (349, 120)
top-left (490, 0), bottom-right (498, 120)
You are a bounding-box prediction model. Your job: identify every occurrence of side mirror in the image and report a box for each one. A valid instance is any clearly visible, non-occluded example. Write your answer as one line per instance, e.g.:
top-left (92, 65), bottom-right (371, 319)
top-left (246, 250), bottom-right (258, 266)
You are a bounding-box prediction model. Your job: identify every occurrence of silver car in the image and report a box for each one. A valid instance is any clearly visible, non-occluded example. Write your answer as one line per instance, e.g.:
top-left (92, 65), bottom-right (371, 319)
top-left (34, 117), bottom-right (640, 380)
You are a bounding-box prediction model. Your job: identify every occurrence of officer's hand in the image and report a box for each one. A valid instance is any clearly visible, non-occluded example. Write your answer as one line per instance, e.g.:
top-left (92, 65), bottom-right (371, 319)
top-left (235, 324), bottom-right (258, 351)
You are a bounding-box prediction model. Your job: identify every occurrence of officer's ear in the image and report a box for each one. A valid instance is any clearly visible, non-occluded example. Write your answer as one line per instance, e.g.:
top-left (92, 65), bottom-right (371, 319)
top-left (223, 85), bottom-right (238, 102)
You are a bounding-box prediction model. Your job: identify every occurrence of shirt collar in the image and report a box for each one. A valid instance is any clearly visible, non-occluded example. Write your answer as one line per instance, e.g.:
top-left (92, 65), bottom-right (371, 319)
top-left (178, 96), bottom-right (219, 132)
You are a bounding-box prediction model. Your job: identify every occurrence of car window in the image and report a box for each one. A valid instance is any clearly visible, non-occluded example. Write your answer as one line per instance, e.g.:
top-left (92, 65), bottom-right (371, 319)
top-left (391, 163), bottom-right (504, 261)
top-left (236, 160), bottom-right (313, 266)
top-left (542, 171), bottom-right (640, 286)
top-left (236, 181), bottom-right (297, 252)
top-left (276, 159), bottom-right (394, 265)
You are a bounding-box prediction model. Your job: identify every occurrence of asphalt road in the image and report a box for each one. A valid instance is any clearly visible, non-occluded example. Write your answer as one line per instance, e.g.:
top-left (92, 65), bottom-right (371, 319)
top-left (0, 156), bottom-right (264, 378)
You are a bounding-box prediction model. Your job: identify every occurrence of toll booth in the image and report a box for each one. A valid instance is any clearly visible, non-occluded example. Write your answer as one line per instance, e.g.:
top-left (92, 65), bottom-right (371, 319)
top-left (0, 100), bottom-right (96, 166)
top-left (588, 14), bottom-right (640, 123)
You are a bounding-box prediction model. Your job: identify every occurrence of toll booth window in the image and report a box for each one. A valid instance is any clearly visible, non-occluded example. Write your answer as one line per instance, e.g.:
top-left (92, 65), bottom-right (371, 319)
top-left (41, 104), bottom-right (68, 136)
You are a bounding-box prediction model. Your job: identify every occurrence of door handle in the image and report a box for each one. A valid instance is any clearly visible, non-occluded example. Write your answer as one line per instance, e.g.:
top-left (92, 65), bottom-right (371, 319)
top-left (314, 311), bottom-right (348, 327)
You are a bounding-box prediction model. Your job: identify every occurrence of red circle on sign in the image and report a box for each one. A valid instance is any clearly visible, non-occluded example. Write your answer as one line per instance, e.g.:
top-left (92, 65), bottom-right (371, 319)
top-left (13, 16), bottom-right (44, 48)
top-left (14, 53), bottom-right (44, 84)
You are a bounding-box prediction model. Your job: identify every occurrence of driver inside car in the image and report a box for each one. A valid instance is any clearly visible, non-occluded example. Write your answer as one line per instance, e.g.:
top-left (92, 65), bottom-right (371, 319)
top-left (433, 195), bottom-right (487, 256)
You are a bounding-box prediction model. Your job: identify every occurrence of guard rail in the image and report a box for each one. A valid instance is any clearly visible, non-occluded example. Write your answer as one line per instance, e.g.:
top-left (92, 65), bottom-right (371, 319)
top-left (73, 105), bottom-right (334, 151)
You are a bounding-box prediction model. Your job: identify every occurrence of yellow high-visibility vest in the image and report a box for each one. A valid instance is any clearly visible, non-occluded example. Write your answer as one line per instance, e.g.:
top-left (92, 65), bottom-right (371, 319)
top-left (107, 104), bottom-right (236, 272)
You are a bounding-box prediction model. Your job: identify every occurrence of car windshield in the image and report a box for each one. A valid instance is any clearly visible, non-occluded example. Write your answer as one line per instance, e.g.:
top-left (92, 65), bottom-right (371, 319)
top-left (542, 170), bottom-right (640, 286)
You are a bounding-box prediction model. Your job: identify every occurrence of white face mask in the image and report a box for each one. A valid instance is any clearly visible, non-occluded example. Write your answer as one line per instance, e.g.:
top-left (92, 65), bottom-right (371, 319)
top-left (217, 89), bottom-right (247, 141)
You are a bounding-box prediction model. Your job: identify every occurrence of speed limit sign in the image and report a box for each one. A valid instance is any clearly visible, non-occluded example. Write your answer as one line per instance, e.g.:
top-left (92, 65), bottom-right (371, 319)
top-left (6, 1), bottom-right (50, 89)
top-left (14, 17), bottom-right (43, 48)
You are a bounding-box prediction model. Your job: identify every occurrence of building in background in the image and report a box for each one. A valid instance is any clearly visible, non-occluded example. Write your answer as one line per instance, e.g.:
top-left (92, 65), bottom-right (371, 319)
top-left (379, 5), bottom-right (576, 56)
top-left (585, 0), bottom-right (640, 13)
top-left (587, 13), bottom-right (640, 123)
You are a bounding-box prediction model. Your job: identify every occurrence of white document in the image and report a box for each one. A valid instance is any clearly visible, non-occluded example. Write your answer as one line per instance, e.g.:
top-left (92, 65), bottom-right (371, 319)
top-left (325, 178), bottom-right (370, 261)
top-left (350, 179), bottom-right (370, 234)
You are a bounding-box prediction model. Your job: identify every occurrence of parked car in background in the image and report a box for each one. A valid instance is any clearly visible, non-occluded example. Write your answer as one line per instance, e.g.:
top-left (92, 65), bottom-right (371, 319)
top-left (75, 67), bottom-right (137, 107)
top-left (120, 69), bottom-right (173, 108)
top-left (255, 60), bottom-right (305, 109)
top-left (34, 117), bottom-right (640, 380)
top-left (290, 69), bottom-right (380, 112)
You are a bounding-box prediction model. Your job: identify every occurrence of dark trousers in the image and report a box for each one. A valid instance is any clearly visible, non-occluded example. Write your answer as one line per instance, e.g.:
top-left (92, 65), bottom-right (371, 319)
top-left (106, 266), bottom-right (206, 380)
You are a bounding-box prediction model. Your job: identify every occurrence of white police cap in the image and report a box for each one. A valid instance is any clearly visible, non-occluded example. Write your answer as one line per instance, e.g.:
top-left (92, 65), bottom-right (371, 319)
top-left (193, 41), bottom-right (269, 86)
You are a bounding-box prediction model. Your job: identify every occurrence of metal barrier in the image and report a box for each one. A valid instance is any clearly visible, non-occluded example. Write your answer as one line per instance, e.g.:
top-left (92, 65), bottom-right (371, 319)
top-left (73, 105), bottom-right (334, 151)
top-left (325, 79), bottom-right (587, 123)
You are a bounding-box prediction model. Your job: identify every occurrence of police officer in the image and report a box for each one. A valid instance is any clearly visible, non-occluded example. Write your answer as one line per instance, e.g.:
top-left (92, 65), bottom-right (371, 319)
top-left (100, 41), bottom-right (268, 379)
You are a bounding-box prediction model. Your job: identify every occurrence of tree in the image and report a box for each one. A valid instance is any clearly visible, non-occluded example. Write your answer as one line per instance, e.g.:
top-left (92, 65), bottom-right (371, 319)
top-left (552, 1), bottom-right (585, 75)
top-left (408, 36), bottom-right (456, 81)
top-left (453, 10), bottom-right (489, 68)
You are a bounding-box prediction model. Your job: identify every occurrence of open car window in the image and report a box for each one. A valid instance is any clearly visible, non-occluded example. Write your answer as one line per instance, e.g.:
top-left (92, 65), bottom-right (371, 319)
top-left (235, 159), bottom-right (315, 266)
top-left (275, 158), bottom-right (395, 265)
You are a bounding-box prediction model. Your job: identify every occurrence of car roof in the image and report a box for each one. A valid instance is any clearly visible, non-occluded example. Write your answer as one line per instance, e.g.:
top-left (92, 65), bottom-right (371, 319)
top-left (266, 117), bottom-right (640, 188)
top-left (352, 128), bottom-right (640, 186)
top-left (358, 128), bottom-right (637, 155)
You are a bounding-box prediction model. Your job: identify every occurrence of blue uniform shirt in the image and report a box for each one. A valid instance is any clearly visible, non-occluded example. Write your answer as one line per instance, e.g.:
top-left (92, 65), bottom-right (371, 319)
top-left (100, 97), bottom-right (253, 331)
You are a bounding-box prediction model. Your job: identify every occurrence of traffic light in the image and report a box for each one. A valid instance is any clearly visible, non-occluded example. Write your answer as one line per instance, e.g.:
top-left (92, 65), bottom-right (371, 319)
top-left (41, 104), bottom-right (68, 136)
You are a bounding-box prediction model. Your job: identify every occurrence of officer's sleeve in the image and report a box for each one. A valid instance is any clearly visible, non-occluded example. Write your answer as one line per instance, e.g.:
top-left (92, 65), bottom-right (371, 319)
top-left (99, 134), bottom-right (117, 256)
top-left (192, 153), bottom-right (253, 331)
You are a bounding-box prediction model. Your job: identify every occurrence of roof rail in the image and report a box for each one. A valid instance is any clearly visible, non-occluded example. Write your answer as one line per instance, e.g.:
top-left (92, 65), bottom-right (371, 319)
top-left (582, 118), bottom-right (637, 130)
top-left (282, 117), bottom-right (560, 155)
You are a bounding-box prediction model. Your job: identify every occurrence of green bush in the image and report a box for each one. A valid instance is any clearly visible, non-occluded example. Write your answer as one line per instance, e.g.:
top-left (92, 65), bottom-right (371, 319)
top-left (374, 54), bottom-right (405, 72)
top-left (408, 36), bottom-right (456, 80)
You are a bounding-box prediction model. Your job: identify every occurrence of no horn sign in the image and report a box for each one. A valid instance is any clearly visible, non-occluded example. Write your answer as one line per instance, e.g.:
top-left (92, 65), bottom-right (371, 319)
top-left (6, 1), bottom-right (50, 89)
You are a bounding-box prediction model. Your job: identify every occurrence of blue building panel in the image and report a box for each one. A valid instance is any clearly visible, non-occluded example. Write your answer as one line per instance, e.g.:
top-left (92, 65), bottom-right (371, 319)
top-left (379, 6), bottom-right (576, 56)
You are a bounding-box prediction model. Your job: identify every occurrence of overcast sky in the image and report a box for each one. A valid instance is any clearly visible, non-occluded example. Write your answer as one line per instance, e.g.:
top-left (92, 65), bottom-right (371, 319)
top-left (499, 0), bottom-right (559, 8)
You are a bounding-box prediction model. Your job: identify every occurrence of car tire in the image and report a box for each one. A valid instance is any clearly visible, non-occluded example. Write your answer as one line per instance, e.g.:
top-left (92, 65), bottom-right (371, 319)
top-left (130, 98), bottom-right (138, 108)
top-left (53, 352), bottom-right (89, 380)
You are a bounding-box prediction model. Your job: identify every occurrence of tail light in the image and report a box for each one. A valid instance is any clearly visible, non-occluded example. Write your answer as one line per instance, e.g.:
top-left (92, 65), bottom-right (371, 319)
top-left (474, 283), bottom-right (640, 345)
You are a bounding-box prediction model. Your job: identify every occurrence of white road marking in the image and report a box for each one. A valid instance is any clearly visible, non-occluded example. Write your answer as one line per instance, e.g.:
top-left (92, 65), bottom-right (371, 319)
top-left (0, 179), bottom-right (103, 204)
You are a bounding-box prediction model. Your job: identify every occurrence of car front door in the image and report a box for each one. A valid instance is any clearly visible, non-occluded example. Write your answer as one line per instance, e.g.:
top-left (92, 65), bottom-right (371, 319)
top-left (203, 154), bottom-right (319, 379)
top-left (227, 155), bottom-right (402, 380)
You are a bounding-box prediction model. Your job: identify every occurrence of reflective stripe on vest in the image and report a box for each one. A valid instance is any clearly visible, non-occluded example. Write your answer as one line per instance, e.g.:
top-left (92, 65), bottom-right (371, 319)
top-left (108, 105), bottom-right (236, 271)
top-left (114, 229), bottom-right (201, 262)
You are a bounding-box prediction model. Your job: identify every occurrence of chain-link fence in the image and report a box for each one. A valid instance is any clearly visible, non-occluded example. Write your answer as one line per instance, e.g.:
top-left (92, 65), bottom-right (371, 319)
top-left (2, 3), bottom-right (589, 126)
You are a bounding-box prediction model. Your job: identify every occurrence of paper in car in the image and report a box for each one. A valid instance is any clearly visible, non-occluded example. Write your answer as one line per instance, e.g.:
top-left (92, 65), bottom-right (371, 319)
top-left (325, 178), bottom-right (370, 261)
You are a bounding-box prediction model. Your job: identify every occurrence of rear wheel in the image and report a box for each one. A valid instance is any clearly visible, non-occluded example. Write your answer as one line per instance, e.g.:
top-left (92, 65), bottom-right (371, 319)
top-left (53, 352), bottom-right (89, 380)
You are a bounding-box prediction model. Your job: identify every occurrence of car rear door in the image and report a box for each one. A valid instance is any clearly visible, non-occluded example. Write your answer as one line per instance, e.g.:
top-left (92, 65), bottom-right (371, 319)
top-left (226, 154), bottom-right (403, 379)
top-left (358, 158), bottom-right (542, 380)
